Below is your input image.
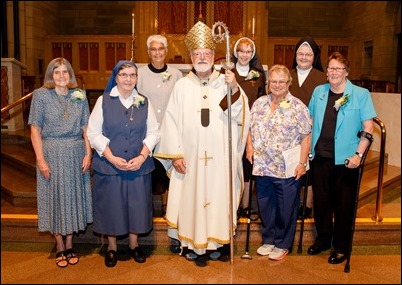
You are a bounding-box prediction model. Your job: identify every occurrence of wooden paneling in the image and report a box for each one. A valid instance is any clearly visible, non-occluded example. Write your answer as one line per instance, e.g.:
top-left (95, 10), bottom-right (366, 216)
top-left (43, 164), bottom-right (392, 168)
top-left (78, 43), bottom-right (89, 71)
top-left (214, 1), bottom-right (243, 35)
top-left (89, 43), bottom-right (99, 71)
top-left (116, 43), bottom-right (126, 63)
top-left (157, 1), bottom-right (187, 34)
top-left (273, 45), bottom-right (295, 69)
top-left (328, 45), bottom-right (348, 59)
top-left (51, 43), bottom-right (72, 64)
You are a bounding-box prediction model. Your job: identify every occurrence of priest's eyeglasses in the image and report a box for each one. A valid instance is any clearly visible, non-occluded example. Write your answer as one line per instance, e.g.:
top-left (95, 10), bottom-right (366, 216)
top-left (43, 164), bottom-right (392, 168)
top-left (118, 73), bottom-right (137, 79)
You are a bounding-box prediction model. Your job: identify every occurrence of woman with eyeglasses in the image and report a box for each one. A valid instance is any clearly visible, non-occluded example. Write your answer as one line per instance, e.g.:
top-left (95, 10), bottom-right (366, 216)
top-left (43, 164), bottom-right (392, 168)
top-left (87, 60), bottom-right (160, 268)
top-left (247, 64), bottom-right (312, 261)
top-left (231, 37), bottom-right (267, 218)
top-left (289, 36), bottom-right (327, 220)
top-left (307, 52), bottom-right (376, 265)
top-left (28, 57), bottom-right (93, 268)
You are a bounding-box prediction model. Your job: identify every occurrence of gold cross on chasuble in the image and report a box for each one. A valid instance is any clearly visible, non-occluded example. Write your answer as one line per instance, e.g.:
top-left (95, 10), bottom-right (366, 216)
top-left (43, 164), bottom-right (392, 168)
top-left (200, 151), bottom-right (213, 166)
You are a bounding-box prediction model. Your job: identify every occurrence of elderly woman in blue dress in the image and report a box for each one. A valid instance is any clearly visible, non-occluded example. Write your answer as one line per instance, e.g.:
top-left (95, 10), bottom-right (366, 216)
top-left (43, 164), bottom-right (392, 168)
top-left (29, 57), bottom-right (93, 268)
top-left (87, 60), bottom-right (160, 268)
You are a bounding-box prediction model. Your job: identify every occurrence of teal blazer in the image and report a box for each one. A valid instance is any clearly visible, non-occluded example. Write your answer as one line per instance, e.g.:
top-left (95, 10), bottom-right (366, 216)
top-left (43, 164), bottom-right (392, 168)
top-left (308, 79), bottom-right (377, 165)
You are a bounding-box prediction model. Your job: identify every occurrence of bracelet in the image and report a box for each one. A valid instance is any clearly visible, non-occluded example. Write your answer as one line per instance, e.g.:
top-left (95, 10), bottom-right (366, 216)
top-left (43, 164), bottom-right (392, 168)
top-left (299, 162), bottom-right (307, 167)
top-left (355, 152), bottom-right (363, 158)
top-left (139, 153), bottom-right (146, 159)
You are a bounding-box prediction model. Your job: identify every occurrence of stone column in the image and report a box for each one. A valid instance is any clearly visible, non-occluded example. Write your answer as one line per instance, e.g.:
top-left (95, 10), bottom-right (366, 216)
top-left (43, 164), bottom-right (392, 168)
top-left (1, 58), bottom-right (28, 132)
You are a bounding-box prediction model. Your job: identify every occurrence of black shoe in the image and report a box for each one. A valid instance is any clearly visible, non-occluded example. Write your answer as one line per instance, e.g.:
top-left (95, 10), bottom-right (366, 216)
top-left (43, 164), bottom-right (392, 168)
top-left (217, 244), bottom-right (230, 262)
top-left (298, 206), bottom-right (312, 220)
top-left (237, 207), bottom-right (245, 218)
top-left (328, 250), bottom-right (347, 264)
top-left (129, 246), bottom-right (146, 263)
top-left (307, 242), bottom-right (331, 255)
top-left (194, 254), bottom-right (208, 267)
top-left (105, 250), bottom-right (118, 267)
top-left (170, 244), bottom-right (181, 253)
top-left (170, 239), bottom-right (181, 253)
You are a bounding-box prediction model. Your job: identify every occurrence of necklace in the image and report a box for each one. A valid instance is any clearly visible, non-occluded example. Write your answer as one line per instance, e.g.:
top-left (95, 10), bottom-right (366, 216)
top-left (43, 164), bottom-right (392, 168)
top-left (56, 93), bottom-right (69, 118)
top-left (129, 105), bottom-right (134, 121)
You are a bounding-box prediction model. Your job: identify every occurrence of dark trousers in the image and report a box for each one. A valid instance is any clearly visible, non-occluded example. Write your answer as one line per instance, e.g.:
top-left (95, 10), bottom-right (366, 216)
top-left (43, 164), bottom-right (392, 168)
top-left (152, 157), bottom-right (170, 195)
top-left (255, 175), bottom-right (300, 249)
top-left (311, 156), bottom-right (359, 253)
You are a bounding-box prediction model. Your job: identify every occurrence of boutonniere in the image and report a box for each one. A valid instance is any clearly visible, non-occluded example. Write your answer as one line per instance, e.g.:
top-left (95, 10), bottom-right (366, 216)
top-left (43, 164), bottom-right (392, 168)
top-left (334, 94), bottom-right (350, 111)
top-left (132, 94), bottom-right (145, 109)
top-left (71, 89), bottom-right (86, 101)
top-left (245, 70), bottom-right (259, 81)
top-left (279, 99), bottom-right (291, 111)
top-left (161, 71), bottom-right (172, 82)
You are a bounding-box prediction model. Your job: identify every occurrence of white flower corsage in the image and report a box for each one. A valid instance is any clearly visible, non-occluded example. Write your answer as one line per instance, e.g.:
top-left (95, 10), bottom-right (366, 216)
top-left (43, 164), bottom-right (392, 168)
top-left (245, 70), bottom-right (259, 81)
top-left (279, 99), bottom-right (291, 111)
top-left (71, 89), bottom-right (86, 101)
top-left (334, 94), bottom-right (350, 111)
top-left (161, 71), bottom-right (172, 82)
top-left (133, 94), bottom-right (145, 109)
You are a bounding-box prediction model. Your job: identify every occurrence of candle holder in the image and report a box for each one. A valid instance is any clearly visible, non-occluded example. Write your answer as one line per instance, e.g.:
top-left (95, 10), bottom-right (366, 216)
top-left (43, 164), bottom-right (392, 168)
top-left (130, 34), bottom-right (136, 62)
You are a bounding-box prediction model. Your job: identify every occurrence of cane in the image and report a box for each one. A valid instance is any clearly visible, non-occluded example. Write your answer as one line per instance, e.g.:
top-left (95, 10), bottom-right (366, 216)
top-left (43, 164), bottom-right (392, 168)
top-left (297, 153), bottom-right (313, 253)
top-left (297, 170), bottom-right (310, 253)
top-left (343, 130), bottom-right (373, 273)
top-left (241, 175), bottom-right (254, 259)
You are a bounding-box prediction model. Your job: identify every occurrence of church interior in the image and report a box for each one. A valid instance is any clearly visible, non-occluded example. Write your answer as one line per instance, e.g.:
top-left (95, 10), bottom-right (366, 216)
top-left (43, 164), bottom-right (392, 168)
top-left (1, 1), bottom-right (401, 283)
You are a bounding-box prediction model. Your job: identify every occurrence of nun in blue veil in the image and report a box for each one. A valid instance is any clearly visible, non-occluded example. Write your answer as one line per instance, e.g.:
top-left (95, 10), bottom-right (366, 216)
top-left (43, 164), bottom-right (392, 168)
top-left (87, 60), bottom-right (160, 268)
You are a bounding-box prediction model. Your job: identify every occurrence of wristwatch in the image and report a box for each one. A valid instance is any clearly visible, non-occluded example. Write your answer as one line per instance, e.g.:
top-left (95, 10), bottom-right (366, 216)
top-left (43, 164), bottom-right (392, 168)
top-left (355, 152), bottom-right (363, 158)
top-left (299, 161), bottom-right (307, 167)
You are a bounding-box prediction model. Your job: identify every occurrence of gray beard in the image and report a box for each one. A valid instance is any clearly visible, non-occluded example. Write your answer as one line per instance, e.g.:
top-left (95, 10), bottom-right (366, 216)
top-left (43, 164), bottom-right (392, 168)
top-left (194, 62), bottom-right (213, 73)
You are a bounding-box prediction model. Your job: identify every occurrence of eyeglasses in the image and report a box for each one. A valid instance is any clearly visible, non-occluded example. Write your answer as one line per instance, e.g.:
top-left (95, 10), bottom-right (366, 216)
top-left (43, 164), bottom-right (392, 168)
top-left (296, 52), bottom-right (314, 58)
top-left (149, 47), bottom-right (166, 52)
top-left (191, 51), bottom-right (213, 58)
top-left (237, 50), bottom-right (253, 55)
top-left (327, 67), bottom-right (346, 72)
top-left (269, 80), bottom-right (288, 85)
top-left (117, 73), bottom-right (137, 79)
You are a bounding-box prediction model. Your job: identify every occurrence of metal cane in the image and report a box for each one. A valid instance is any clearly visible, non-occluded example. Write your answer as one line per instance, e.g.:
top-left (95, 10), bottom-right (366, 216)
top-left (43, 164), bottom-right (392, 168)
top-left (297, 170), bottom-right (310, 253)
top-left (297, 153), bottom-right (313, 253)
top-left (212, 22), bottom-right (235, 264)
top-left (241, 175), bottom-right (254, 259)
top-left (344, 130), bottom-right (374, 273)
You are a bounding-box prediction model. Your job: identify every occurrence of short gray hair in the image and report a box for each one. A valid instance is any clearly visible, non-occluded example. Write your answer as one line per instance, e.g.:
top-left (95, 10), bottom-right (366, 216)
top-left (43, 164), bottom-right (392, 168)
top-left (146, 35), bottom-right (168, 49)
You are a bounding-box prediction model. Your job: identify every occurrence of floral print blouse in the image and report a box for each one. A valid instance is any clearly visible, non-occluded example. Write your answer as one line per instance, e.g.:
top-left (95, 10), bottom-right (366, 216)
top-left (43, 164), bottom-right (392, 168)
top-left (250, 92), bottom-right (311, 178)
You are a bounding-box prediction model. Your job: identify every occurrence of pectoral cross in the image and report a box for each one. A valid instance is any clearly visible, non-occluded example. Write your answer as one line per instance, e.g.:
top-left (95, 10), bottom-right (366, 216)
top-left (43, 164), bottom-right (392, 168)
top-left (200, 151), bottom-right (213, 166)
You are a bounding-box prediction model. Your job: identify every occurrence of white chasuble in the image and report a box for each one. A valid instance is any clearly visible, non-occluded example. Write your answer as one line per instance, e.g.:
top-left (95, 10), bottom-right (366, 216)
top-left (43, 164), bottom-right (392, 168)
top-left (154, 69), bottom-right (250, 255)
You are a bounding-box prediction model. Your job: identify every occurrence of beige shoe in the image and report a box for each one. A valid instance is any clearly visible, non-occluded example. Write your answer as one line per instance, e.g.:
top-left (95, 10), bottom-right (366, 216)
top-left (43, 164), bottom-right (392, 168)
top-left (257, 244), bottom-right (275, 256)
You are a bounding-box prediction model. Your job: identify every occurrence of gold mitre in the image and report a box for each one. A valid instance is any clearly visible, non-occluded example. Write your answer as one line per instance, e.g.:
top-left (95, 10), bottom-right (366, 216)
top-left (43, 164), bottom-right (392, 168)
top-left (184, 21), bottom-right (215, 51)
